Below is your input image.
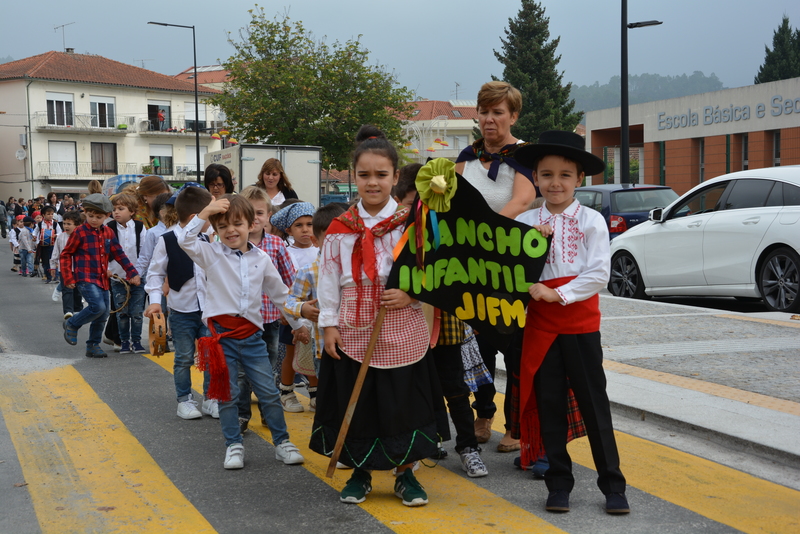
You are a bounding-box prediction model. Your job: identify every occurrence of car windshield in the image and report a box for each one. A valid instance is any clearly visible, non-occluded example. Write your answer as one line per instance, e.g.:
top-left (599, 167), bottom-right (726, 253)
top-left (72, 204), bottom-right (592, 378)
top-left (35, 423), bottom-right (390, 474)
top-left (610, 189), bottom-right (679, 213)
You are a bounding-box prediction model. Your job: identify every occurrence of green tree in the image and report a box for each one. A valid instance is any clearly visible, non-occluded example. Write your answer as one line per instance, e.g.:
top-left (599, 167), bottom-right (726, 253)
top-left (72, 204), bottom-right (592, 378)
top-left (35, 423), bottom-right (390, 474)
top-left (755, 16), bottom-right (800, 84)
top-left (493, 0), bottom-right (582, 142)
top-left (211, 8), bottom-right (414, 169)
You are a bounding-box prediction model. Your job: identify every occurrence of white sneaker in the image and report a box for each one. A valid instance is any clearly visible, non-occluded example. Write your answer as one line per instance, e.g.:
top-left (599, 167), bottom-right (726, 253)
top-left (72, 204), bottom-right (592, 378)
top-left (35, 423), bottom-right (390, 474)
top-left (275, 440), bottom-right (304, 465)
top-left (64, 312), bottom-right (73, 320)
top-left (460, 447), bottom-right (488, 478)
top-left (280, 392), bottom-right (304, 413)
top-left (224, 443), bottom-right (244, 469)
top-left (202, 398), bottom-right (219, 418)
top-left (309, 397), bottom-right (317, 412)
top-left (177, 396), bottom-right (202, 419)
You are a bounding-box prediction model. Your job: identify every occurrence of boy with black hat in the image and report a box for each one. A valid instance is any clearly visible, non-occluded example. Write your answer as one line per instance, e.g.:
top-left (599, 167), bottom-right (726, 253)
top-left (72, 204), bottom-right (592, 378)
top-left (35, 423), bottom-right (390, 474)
top-left (61, 193), bottom-right (141, 358)
top-left (514, 131), bottom-right (629, 515)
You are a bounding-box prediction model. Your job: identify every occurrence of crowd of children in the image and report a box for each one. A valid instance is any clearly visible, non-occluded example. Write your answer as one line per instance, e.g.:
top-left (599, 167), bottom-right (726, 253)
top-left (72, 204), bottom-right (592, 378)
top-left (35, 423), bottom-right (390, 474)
top-left (24, 125), bottom-right (628, 515)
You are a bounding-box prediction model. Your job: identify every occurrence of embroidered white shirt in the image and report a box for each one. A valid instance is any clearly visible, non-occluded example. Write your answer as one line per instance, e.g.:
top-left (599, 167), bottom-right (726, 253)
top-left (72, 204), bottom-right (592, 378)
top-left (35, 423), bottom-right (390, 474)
top-left (179, 215), bottom-right (302, 331)
top-left (318, 198), bottom-right (412, 329)
top-left (516, 199), bottom-right (610, 305)
top-left (145, 224), bottom-right (207, 313)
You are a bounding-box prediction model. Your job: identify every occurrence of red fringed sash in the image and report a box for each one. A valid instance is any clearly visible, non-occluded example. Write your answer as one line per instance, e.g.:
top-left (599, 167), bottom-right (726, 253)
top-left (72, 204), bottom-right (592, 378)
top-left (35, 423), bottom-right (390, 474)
top-left (197, 315), bottom-right (260, 402)
top-left (519, 276), bottom-right (599, 468)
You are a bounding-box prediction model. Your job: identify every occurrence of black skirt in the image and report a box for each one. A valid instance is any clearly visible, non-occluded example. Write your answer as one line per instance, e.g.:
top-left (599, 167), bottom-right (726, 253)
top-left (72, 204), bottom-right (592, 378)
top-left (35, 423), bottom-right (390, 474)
top-left (309, 349), bottom-right (450, 471)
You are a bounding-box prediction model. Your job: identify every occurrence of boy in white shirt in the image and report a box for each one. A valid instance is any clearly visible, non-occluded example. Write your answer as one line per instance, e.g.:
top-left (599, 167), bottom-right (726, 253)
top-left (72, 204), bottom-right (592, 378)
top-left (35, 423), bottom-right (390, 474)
top-left (50, 210), bottom-right (84, 319)
top-left (144, 184), bottom-right (215, 420)
top-left (515, 131), bottom-right (628, 515)
top-left (179, 194), bottom-right (310, 470)
top-left (107, 193), bottom-right (148, 354)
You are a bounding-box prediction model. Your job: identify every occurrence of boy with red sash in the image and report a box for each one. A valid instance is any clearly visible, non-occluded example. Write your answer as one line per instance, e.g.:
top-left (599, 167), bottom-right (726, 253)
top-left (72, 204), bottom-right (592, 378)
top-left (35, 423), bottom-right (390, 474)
top-left (515, 131), bottom-right (629, 515)
top-left (178, 194), bottom-right (310, 470)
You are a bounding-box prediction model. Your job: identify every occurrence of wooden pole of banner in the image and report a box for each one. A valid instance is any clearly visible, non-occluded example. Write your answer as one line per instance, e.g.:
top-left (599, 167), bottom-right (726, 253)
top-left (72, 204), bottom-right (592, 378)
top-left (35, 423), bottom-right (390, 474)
top-left (326, 306), bottom-right (387, 478)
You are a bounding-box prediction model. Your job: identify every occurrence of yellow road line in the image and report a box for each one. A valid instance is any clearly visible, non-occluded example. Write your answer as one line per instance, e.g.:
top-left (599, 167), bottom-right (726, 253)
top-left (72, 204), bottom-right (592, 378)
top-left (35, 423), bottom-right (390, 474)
top-left (143, 353), bottom-right (566, 534)
top-left (602, 360), bottom-right (800, 416)
top-left (491, 390), bottom-right (800, 534)
top-left (0, 366), bottom-right (216, 534)
top-left (715, 314), bottom-right (800, 329)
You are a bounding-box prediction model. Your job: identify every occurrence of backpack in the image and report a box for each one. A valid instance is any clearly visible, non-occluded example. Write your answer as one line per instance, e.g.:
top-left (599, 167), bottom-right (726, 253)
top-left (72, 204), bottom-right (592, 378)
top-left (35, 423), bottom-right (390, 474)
top-left (107, 219), bottom-right (144, 256)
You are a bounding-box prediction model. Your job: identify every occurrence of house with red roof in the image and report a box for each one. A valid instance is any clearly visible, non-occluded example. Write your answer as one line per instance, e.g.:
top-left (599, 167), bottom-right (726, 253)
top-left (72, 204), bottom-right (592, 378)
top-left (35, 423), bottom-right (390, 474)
top-left (0, 50), bottom-right (224, 199)
top-left (402, 100), bottom-right (479, 162)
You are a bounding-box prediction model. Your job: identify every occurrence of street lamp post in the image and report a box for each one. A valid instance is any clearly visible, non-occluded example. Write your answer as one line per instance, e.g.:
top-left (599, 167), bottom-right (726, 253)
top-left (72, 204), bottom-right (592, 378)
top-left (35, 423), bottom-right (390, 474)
top-left (620, 1), bottom-right (661, 184)
top-left (148, 21), bottom-right (201, 182)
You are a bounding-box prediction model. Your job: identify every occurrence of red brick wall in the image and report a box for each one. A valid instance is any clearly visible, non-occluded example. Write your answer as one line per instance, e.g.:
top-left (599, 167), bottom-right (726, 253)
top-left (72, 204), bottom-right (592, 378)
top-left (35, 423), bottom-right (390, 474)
top-left (643, 142), bottom-right (660, 185)
top-left (664, 138), bottom-right (700, 195)
top-left (780, 127), bottom-right (800, 166)
top-left (748, 130), bottom-right (773, 169)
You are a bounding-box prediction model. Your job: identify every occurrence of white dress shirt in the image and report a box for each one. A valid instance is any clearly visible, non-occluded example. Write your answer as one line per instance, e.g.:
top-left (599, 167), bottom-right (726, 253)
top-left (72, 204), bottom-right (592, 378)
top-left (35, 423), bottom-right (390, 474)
top-left (318, 198), bottom-right (417, 328)
top-left (108, 219), bottom-right (147, 278)
top-left (516, 199), bottom-right (610, 305)
top-left (136, 220), bottom-right (167, 278)
top-left (179, 215), bottom-right (302, 331)
top-left (145, 224), bottom-right (207, 313)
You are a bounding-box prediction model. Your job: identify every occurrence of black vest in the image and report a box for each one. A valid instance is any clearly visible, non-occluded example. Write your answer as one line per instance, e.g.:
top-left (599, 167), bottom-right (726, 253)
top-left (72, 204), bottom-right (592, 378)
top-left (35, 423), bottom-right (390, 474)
top-left (163, 230), bottom-right (208, 292)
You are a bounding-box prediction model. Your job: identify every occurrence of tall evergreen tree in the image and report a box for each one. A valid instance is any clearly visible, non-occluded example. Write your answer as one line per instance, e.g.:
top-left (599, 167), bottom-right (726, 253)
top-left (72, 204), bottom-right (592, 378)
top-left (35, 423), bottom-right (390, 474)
top-left (493, 0), bottom-right (582, 142)
top-left (754, 15), bottom-right (800, 84)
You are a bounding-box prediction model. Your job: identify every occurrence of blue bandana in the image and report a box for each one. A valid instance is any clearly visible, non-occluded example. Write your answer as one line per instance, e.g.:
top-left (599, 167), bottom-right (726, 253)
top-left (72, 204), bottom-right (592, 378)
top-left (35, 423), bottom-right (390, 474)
top-left (166, 182), bottom-right (202, 205)
top-left (270, 202), bottom-right (315, 232)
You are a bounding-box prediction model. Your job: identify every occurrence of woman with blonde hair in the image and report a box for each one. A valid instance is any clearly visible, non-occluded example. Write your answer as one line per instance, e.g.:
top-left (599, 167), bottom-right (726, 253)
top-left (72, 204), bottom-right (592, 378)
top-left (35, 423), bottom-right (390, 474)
top-left (133, 175), bottom-right (171, 229)
top-left (255, 158), bottom-right (298, 206)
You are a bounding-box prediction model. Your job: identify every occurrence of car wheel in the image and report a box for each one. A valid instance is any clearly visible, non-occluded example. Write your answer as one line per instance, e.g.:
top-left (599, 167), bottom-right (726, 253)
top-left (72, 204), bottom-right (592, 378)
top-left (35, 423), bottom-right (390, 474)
top-left (758, 247), bottom-right (800, 313)
top-left (609, 252), bottom-right (647, 299)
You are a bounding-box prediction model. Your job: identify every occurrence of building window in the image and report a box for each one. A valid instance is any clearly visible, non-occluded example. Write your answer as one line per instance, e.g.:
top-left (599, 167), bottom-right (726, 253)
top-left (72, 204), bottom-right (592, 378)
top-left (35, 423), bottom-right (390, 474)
top-left (46, 92), bottom-right (74, 126)
top-left (412, 110), bottom-right (420, 116)
top-left (91, 143), bottom-right (117, 174)
top-left (149, 144), bottom-right (174, 176)
top-left (148, 101), bottom-right (171, 131)
top-left (698, 138), bottom-right (705, 182)
top-left (742, 133), bottom-right (749, 171)
top-left (48, 141), bottom-right (77, 175)
top-left (452, 110), bottom-right (462, 118)
top-left (185, 144), bottom-right (208, 177)
top-left (773, 130), bottom-right (781, 167)
top-left (185, 102), bottom-right (207, 132)
top-left (659, 142), bottom-right (666, 186)
top-left (90, 97), bottom-right (116, 128)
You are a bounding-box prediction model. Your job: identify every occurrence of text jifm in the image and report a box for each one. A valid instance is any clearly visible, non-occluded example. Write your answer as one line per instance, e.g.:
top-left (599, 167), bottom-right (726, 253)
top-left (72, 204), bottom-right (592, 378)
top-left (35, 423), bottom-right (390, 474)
top-left (397, 217), bottom-right (547, 328)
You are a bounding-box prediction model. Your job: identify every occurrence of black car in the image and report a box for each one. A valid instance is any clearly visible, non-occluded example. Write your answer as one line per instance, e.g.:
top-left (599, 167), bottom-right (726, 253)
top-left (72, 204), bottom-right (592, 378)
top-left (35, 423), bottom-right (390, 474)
top-left (574, 184), bottom-right (679, 239)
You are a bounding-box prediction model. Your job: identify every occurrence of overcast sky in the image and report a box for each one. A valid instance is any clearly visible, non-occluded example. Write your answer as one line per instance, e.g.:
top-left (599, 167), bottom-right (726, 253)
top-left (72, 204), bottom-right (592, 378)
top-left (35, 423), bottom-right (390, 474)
top-left (3, 0), bottom-right (798, 101)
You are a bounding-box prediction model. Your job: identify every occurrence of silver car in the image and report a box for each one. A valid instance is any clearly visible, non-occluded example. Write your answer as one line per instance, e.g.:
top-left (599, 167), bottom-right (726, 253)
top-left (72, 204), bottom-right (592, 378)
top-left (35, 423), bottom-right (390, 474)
top-left (608, 166), bottom-right (800, 313)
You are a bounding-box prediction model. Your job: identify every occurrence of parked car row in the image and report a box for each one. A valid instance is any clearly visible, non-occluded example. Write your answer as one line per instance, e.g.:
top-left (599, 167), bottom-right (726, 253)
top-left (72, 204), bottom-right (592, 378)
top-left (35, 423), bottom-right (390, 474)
top-left (602, 167), bottom-right (800, 313)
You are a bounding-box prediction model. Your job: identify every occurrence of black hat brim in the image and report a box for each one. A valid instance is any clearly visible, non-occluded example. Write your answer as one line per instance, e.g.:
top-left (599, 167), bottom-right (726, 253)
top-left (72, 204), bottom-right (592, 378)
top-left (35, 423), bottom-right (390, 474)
top-left (515, 143), bottom-right (606, 176)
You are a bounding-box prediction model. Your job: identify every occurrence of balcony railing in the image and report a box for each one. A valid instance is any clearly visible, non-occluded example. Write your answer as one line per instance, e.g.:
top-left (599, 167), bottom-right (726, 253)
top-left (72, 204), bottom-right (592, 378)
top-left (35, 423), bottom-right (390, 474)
top-left (37, 161), bottom-right (140, 179)
top-left (33, 112), bottom-right (133, 133)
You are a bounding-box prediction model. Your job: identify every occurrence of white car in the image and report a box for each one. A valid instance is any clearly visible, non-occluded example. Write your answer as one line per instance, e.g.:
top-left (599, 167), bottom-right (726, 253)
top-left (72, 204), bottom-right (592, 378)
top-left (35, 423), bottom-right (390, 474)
top-left (608, 166), bottom-right (800, 312)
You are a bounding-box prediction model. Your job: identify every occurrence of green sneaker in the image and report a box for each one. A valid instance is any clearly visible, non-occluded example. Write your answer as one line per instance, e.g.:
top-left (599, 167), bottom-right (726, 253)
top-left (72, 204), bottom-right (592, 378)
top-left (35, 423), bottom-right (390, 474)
top-left (394, 468), bottom-right (428, 507)
top-left (340, 469), bottom-right (372, 504)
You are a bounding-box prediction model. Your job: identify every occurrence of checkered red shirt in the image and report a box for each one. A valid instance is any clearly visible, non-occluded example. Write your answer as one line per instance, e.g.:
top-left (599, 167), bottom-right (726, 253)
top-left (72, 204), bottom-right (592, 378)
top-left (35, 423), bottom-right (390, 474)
top-left (255, 233), bottom-right (296, 323)
top-left (60, 223), bottom-right (138, 290)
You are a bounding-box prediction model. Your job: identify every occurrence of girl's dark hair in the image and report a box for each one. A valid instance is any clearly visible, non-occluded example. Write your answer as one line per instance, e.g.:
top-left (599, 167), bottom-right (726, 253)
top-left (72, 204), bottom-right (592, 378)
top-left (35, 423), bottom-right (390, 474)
top-left (352, 125), bottom-right (398, 171)
top-left (204, 164), bottom-right (235, 194)
top-left (151, 192), bottom-right (172, 221)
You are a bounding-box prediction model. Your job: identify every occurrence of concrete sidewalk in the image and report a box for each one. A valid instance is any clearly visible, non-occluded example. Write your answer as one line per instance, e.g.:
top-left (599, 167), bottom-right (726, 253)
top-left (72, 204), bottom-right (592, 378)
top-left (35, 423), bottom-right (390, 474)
top-left (496, 294), bottom-right (800, 469)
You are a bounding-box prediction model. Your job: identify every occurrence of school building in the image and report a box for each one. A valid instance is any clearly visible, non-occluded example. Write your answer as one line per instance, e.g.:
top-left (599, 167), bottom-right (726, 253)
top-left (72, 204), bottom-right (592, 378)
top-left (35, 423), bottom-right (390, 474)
top-left (585, 77), bottom-right (800, 195)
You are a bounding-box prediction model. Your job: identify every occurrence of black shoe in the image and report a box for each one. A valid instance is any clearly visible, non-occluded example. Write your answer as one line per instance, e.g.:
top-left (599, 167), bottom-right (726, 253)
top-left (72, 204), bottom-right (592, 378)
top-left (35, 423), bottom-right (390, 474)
top-left (430, 445), bottom-right (448, 460)
top-left (605, 492), bottom-right (630, 514)
top-left (239, 417), bottom-right (249, 435)
top-left (545, 490), bottom-right (570, 512)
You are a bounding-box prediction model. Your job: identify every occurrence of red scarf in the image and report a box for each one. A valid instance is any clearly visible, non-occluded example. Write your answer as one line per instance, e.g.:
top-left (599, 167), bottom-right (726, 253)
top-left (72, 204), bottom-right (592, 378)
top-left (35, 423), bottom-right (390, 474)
top-left (326, 204), bottom-right (409, 284)
top-left (196, 315), bottom-right (260, 402)
top-left (519, 276), bottom-right (599, 467)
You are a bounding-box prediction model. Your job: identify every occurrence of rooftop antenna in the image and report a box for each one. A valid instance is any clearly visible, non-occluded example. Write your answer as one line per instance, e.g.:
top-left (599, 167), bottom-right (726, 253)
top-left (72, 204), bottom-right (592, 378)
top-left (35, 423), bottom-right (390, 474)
top-left (133, 59), bottom-right (155, 69)
top-left (54, 22), bottom-right (76, 52)
top-left (454, 82), bottom-right (460, 100)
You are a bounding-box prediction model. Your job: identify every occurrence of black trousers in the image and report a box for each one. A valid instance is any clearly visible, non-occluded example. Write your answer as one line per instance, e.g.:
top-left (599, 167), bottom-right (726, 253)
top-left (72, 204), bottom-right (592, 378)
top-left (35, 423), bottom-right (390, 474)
top-left (534, 332), bottom-right (626, 494)
top-left (472, 333), bottom-right (517, 430)
top-left (430, 343), bottom-right (478, 452)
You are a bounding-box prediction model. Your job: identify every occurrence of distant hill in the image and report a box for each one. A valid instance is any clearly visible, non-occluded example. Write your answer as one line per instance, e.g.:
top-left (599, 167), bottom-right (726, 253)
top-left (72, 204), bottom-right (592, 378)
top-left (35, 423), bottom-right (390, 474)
top-left (0, 55), bottom-right (14, 64)
top-left (571, 71), bottom-right (725, 117)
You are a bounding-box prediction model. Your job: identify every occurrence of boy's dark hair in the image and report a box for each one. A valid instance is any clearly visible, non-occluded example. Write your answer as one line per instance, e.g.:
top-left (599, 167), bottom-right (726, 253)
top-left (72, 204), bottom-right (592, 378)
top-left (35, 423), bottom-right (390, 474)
top-left (352, 125), bottom-right (398, 171)
top-left (83, 207), bottom-right (106, 216)
top-left (63, 210), bottom-right (84, 225)
top-left (533, 155), bottom-right (584, 176)
top-left (394, 163), bottom-right (422, 201)
top-left (312, 203), bottom-right (347, 239)
top-left (41, 205), bottom-right (55, 215)
top-left (175, 187), bottom-right (212, 224)
top-left (151, 192), bottom-right (172, 221)
top-left (208, 194), bottom-right (254, 230)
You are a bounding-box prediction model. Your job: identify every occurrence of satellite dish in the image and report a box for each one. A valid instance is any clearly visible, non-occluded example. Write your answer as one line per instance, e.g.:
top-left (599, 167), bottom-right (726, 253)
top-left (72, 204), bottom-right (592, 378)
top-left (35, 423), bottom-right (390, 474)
top-left (15, 149), bottom-right (27, 161)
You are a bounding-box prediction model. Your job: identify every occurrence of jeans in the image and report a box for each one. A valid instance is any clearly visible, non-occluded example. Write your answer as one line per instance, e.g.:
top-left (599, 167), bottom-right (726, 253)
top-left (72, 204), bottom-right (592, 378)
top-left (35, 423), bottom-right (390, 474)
top-left (218, 326), bottom-right (288, 447)
top-left (59, 273), bottom-right (84, 315)
top-left (111, 279), bottom-right (146, 343)
top-left (67, 282), bottom-right (110, 348)
top-left (169, 310), bottom-right (210, 402)
top-left (237, 320), bottom-right (280, 420)
top-left (19, 249), bottom-right (33, 273)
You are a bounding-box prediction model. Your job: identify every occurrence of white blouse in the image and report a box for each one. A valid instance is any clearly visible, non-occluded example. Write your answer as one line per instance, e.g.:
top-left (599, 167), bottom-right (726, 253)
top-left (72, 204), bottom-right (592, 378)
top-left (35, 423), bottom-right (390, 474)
top-left (317, 199), bottom-right (407, 329)
top-left (461, 159), bottom-right (517, 213)
top-left (516, 199), bottom-right (610, 305)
